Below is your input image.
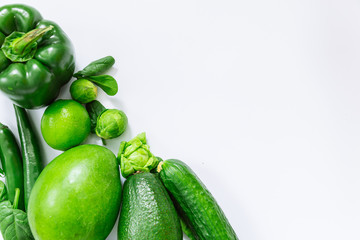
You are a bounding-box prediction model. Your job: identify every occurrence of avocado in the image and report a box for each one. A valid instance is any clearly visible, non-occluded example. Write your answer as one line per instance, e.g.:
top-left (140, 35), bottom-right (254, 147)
top-left (118, 172), bottom-right (182, 240)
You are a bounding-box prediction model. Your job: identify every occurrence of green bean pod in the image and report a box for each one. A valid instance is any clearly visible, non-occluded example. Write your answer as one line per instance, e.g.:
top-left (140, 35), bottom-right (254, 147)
top-left (0, 122), bottom-right (25, 211)
top-left (14, 105), bottom-right (43, 210)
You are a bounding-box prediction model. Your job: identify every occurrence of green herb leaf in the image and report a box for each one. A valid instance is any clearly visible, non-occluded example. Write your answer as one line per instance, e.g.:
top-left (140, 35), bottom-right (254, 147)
top-left (0, 181), bottom-right (7, 202)
top-left (86, 75), bottom-right (118, 96)
top-left (85, 100), bottom-right (107, 133)
top-left (74, 56), bottom-right (115, 78)
top-left (0, 201), bottom-right (34, 240)
top-left (0, 167), bottom-right (4, 176)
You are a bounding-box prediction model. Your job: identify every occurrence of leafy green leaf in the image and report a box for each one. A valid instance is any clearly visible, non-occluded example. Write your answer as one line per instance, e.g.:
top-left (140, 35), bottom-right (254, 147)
top-left (86, 75), bottom-right (118, 96)
top-left (0, 201), bottom-right (34, 240)
top-left (74, 56), bottom-right (115, 78)
top-left (0, 181), bottom-right (7, 202)
top-left (85, 100), bottom-right (107, 133)
top-left (0, 167), bottom-right (4, 176)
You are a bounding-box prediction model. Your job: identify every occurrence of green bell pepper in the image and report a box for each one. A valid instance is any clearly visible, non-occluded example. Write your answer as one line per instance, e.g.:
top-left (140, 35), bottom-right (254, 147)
top-left (0, 4), bottom-right (75, 109)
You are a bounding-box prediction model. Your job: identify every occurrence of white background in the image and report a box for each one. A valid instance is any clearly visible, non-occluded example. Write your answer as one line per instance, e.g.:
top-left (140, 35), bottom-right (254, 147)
top-left (1, 0), bottom-right (360, 239)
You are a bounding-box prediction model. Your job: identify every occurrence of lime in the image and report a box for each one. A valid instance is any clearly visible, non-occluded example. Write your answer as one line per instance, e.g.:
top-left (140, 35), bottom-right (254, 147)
top-left (41, 99), bottom-right (91, 151)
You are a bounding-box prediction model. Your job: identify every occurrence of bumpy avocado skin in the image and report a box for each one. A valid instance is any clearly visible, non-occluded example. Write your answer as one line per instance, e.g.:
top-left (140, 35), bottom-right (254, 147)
top-left (118, 172), bottom-right (182, 240)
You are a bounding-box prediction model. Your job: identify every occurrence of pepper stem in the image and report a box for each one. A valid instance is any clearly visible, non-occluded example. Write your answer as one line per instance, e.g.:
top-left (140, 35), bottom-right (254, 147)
top-left (1, 25), bottom-right (54, 62)
top-left (12, 26), bottom-right (53, 56)
top-left (13, 188), bottom-right (20, 209)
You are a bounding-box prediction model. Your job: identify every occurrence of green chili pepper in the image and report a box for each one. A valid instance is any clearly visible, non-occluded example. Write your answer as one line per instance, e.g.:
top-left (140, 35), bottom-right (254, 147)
top-left (14, 105), bottom-right (43, 211)
top-left (0, 181), bottom-right (7, 202)
top-left (0, 4), bottom-right (75, 109)
top-left (0, 122), bottom-right (25, 211)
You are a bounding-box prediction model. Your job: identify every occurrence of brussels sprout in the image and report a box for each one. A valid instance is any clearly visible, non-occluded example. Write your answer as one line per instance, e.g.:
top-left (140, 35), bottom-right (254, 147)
top-left (95, 109), bottom-right (128, 139)
top-left (118, 132), bottom-right (160, 178)
top-left (70, 79), bottom-right (97, 104)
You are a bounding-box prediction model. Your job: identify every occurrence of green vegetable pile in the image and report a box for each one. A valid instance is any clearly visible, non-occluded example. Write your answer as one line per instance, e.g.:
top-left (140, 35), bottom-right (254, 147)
top-left (0, 4), bottom-right (238, 240)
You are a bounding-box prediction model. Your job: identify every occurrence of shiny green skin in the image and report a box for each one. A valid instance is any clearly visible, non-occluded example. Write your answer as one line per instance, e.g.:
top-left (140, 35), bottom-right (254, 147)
top-left (96, 109), bottom-right (128, 139)
top-left (180, 214), bottom-right (198, 240)
top-left (0, 4), bottom-right (75, 109)
top-left (0, 123), bottom-right (25, 211)
top-left (14, 104), bottom-right (43, 211)
top-left (28, 144), bottom-right (122, 240)
top-left (70, 79), bottom-right (97, 104)
top-left (41, 99), bottom-right (91, 151)
top-left (159, 159), bottom-right (238, 240)
top-left (118, 172), bottom-right (182, 240)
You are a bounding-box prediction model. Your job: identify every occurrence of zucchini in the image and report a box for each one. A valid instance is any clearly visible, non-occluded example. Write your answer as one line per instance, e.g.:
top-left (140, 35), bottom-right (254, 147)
top-left (158, 159), bottom-right (238, 240)
top-left (117, 172), bottom-right (182, 240)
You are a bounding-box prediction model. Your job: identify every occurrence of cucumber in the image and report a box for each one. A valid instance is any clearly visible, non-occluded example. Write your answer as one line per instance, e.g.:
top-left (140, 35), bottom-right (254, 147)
top-left (170, 193), bottom-right (200, 240)
top-left (180, 217), bottom-right (199, 240)
top-left (158, 159), bottom-right (238, 240)
top-left (117, 172), bottom-right (182, 240)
